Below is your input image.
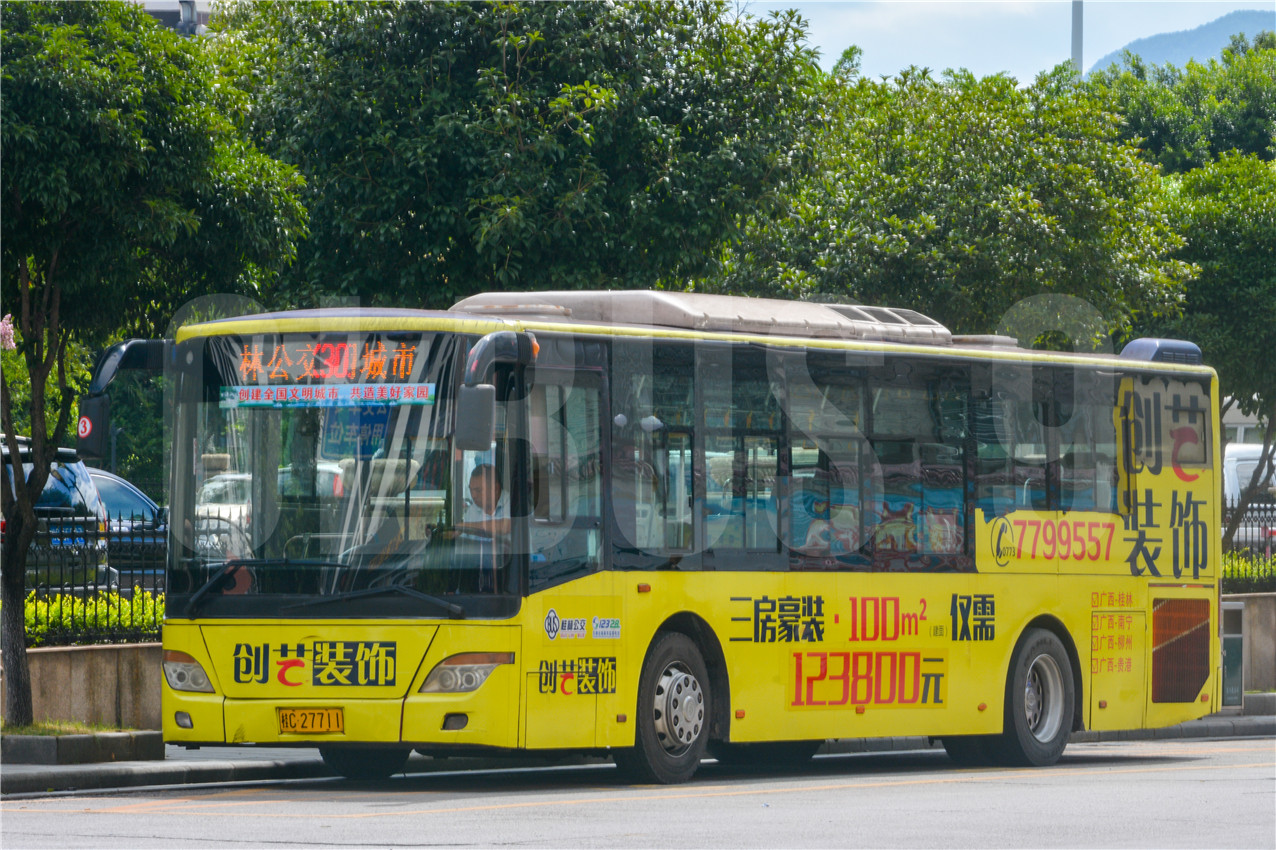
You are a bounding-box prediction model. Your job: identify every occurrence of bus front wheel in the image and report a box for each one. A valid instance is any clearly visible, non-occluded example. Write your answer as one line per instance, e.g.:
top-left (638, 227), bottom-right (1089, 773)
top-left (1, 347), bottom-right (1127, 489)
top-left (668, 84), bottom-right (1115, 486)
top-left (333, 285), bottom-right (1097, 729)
top-left (615, 632), bottom-right (710, 784)
top-left (991, 628), bottom-right (1074, 766)
top-left (319, 746), bottom-right (411, 780)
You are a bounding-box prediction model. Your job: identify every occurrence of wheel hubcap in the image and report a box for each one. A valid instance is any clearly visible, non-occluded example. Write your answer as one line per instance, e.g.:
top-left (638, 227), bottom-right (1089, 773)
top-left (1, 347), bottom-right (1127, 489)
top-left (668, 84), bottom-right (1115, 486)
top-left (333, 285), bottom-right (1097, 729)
top-left (652, 662), bottom-right (704, 755)
top-left (1024, 652), bottom-right (1065, 743)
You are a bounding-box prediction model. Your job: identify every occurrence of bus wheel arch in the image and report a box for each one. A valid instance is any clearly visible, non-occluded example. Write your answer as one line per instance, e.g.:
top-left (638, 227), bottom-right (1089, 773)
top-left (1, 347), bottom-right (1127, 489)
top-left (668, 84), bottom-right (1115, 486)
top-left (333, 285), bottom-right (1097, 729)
top-left (615, 628), bottom-right (713, 784)
top-left (1021, 614), bottom-right (1084, 734)
top-left (654, 612), bottom-right (731, 743)
top-left (991, 623), bottom-right (1077, 767)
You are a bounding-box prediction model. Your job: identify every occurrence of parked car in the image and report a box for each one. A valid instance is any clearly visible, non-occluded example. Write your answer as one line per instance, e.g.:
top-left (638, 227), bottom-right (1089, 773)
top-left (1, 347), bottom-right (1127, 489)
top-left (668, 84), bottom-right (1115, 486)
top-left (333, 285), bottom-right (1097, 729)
top-left (1222, 443), bottom-right (1276, 554)
top-left (1, 435), bottom-right (116, 592)
top-left (87, 468), bottom-right (167, 591)
top-left (196, 472), bottom-right (252, 527)
top-left (277, 461), bottom-right (345, 498)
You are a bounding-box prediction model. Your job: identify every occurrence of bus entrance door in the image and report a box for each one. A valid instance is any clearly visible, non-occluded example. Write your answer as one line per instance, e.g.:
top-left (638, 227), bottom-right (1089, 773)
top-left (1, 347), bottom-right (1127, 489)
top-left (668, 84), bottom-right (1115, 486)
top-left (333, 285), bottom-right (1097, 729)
top-left (523, 590), bottom-right (621, 750)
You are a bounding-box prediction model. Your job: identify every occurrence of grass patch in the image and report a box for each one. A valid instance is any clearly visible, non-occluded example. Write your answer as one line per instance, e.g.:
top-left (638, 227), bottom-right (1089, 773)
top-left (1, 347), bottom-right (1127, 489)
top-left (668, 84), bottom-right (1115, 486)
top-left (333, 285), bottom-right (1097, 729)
top-left (1, 719), bottom-right (134, 737)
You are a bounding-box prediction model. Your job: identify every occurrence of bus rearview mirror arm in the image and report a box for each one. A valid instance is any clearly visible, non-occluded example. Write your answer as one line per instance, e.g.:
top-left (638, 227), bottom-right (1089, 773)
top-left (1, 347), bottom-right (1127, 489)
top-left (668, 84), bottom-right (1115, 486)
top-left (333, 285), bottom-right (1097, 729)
top-left (454, 330), bottom-right (537, 451)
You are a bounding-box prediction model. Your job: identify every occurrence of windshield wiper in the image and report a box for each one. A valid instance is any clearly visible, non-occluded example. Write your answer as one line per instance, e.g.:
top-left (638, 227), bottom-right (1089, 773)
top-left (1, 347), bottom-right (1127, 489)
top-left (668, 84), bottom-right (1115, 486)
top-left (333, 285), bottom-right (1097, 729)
top-left (284, 584), bottom-right (466, 618)
top-left (183, 558), bottom-right (347, 617)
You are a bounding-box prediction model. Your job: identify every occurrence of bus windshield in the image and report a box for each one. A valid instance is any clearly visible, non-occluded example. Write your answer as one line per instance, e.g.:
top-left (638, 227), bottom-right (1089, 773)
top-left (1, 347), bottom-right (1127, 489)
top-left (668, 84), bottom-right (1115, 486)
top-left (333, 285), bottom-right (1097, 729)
top-left (167, 330), bottom-right (517, 618)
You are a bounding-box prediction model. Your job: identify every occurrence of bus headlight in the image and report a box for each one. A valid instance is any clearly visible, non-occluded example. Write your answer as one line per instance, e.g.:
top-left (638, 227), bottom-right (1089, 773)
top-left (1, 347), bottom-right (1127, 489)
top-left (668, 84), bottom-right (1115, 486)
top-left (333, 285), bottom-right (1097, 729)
top-left (163, 650), bottom-right (215, 693)
top-left (420, 652), bottom-right (514, 694)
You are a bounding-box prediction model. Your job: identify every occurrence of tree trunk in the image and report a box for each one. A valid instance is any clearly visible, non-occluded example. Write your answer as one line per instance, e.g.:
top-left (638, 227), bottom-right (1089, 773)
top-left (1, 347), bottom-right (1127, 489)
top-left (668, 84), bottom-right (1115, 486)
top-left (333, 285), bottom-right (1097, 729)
top-left (1, 529), bottom-right (34, 726)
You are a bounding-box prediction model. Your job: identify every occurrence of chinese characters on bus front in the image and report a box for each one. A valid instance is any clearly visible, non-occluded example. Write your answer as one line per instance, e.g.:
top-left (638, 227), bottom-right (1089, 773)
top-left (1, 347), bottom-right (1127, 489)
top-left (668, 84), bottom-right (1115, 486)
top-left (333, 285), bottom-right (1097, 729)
top-left (220, 337), bottom-right (435, 409)
top-left (240, 340), bottom-right (419, 383)
top-left (232, 641), bottom-right (397, 687)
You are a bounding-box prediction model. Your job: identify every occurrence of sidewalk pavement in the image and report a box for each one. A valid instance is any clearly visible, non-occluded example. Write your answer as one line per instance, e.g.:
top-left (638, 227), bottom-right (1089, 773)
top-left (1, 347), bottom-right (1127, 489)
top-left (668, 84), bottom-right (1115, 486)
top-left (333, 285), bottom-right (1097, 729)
top-left (4, 713), bottom-right (1273, 797)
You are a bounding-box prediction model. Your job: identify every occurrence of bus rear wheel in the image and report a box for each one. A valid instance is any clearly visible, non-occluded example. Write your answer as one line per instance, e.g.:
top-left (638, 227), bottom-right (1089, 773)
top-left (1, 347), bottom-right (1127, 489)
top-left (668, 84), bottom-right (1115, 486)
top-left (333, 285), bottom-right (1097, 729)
top-left (614, 632), bottom-right (710, 784)
top-left (319, 746), bottom-right (411, 780)
top-left (990, 628), bottom-right (1074, 766)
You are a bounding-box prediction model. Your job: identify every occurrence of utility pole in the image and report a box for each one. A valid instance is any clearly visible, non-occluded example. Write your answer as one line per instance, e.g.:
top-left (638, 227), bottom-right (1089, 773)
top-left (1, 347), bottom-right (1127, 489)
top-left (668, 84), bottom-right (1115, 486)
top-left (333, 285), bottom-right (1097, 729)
top-left (1072, 0), bottom-right (1084, 74)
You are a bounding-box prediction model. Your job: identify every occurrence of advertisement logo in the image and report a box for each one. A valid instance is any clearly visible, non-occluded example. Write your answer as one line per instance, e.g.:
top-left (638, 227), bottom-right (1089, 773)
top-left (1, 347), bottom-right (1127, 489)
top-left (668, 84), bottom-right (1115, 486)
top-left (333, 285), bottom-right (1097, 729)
top-left (232, 641), bottom-right (396, 686)
top-left (991, 517), bottom-right (1016, 567)
top-left (592, 617), bottom-right (621, 640)
top-left (544, 608), bottom-right (587, 640)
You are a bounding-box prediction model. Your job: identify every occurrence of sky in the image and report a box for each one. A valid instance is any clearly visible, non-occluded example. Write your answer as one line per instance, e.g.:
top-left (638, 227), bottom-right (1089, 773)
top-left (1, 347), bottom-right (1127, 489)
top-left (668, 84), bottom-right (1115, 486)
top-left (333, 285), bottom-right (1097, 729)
top-left (766, 1), bottom-right (1275, 82)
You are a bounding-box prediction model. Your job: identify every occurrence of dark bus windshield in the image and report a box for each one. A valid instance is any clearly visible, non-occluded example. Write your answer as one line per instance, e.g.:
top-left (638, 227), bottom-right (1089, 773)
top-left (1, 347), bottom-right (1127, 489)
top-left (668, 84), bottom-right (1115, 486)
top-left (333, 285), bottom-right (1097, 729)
top-left (167, 331), bottom-right (518, 618)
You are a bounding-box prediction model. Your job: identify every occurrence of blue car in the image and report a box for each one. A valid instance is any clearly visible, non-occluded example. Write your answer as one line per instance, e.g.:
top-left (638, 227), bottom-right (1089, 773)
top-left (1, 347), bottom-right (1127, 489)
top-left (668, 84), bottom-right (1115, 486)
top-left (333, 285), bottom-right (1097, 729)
top-left (3, 435), bottom-right (115, 592)
top-left (87, 468), bottom-right (167, 591)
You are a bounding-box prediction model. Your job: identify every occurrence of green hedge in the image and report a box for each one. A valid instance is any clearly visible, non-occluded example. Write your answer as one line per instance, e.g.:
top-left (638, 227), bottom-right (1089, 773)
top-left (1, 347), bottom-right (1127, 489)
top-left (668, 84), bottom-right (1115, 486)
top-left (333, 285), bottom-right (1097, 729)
top-left (22, 590), bottom-right (164, 647)
top-left (1221, 552), bottom-right (1276, 595)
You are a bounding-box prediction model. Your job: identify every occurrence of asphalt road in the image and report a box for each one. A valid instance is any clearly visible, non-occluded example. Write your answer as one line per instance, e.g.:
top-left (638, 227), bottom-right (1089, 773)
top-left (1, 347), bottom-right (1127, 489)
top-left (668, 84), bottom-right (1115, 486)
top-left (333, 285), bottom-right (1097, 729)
top-left (1, 738), bottom-right (1273, 849)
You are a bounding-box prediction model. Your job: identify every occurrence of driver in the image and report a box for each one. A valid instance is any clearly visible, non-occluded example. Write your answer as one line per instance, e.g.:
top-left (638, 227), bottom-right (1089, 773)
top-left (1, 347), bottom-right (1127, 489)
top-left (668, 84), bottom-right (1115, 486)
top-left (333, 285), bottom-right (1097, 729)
top-left (456, 463), bottom-right (510, 536)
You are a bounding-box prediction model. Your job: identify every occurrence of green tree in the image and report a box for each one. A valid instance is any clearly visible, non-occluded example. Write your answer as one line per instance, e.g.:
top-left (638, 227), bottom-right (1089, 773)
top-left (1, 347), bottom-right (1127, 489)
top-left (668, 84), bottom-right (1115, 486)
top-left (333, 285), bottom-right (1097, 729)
top-left (213, 0), bottom-right (821, 308)
top-left (1087, 34), bottom-right (1276, 174)
top-left (0, 326), bottom-right (93, 447)
top-left (1161, 154), bottom-right (1276, 541)
top-left (1, 1), bottom-right (306, 724)
top-left (705, 65), bottom-right (1192, 339)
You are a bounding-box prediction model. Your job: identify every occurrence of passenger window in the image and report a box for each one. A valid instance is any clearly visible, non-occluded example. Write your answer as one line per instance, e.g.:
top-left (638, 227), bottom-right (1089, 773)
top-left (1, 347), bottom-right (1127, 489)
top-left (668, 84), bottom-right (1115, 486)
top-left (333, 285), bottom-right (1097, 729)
top-left (866, 368), bottom-right (969, 559)
top-left (700, 348), bottom-right (782, 565)
top-left (973, 393), bottom-right (1016, 517)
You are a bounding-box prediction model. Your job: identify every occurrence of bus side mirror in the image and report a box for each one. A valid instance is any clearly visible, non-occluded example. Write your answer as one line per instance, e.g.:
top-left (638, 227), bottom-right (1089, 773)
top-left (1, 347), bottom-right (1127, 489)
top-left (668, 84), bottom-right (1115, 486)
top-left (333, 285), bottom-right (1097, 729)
top-left (77, 393), bottom-right (111, 460)
top-left (455, 384), bottom-right (496, 451)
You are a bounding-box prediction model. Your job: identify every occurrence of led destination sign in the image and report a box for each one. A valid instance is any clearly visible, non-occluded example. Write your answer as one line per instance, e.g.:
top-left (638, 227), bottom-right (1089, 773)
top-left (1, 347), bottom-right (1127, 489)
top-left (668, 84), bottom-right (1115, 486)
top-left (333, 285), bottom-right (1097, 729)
top-left (220, 337), bottom-right (435, 409)
top-left (236, 339), bottom-right (423, 384)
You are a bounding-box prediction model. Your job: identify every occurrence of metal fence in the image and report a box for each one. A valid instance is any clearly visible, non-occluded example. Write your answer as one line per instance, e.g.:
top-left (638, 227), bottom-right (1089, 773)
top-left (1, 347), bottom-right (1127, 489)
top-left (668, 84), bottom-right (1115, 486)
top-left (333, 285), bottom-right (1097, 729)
top-left (19, 516), bottom-right (165, 647)
top-left (1223, 496), bottom-right (1276, 556)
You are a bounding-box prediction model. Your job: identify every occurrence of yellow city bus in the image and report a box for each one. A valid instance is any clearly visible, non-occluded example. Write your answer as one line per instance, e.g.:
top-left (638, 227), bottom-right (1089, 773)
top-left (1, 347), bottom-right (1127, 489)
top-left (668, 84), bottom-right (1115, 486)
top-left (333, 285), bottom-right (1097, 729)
top-left (160, 291), bottom-right (1220, 783)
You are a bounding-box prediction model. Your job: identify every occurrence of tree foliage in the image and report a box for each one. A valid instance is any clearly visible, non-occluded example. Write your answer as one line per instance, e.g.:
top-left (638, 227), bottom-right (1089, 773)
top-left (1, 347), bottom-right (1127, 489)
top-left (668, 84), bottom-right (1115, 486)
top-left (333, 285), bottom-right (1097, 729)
top-left (1161, 154), bottom-right (1276, 420)
top-left (704, 65), bottom-right (1192, 338)
top-left (213, 0), bottom-right (821, 308)
top-left (1086, 34), bottom-right (1276, 174)
top-left (0, 0), bottom-right (305, 724)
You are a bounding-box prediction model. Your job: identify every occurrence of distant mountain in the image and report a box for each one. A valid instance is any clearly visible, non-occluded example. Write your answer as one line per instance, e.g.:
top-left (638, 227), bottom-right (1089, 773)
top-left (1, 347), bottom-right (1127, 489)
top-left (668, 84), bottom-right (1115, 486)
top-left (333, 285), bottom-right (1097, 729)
top-left (1088, 9), bottom-right (1276, 74)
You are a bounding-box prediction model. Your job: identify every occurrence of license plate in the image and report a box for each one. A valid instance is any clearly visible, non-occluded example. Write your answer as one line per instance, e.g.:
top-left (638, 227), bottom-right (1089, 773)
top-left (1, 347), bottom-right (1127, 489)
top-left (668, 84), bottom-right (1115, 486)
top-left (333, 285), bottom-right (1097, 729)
top-left (277, 707), bottom-right (344, 734)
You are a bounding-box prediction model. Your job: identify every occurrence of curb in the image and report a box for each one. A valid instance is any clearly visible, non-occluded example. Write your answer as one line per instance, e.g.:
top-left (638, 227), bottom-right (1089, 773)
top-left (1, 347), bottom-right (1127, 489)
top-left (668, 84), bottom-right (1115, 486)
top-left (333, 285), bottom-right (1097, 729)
top-left (1, 753), bottom-right (332, 796)
top-left (1, 731), bottom-right (164, 765)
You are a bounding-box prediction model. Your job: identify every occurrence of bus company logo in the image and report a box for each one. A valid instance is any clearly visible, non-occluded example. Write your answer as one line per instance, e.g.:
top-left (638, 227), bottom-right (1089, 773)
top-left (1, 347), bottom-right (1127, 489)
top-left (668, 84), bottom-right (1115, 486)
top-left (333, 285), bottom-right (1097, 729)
top-left (544, 609), bottom-right (586, 640)
top-left (991, 518), bottom-right (1016, 567)
top-left (592, 617), bottom-right (621, 640)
